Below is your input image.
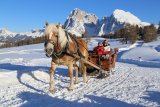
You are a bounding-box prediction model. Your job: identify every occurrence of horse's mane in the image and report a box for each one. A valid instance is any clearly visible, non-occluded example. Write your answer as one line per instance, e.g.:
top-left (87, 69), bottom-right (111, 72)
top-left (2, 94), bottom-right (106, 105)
top-left (44, 24), bottom-right (71, 48)
top-left (44, 24), bottom-right (58, 36)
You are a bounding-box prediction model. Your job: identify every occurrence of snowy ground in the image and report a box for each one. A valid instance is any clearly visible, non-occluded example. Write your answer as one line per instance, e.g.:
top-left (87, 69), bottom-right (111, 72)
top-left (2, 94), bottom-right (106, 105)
top-left (0, 38), bottom-right (160, 107)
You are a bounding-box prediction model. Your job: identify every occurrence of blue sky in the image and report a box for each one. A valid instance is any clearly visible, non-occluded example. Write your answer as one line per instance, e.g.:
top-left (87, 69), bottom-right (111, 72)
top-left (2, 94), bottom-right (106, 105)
top-left (0, 0), bottom-right (160, 32)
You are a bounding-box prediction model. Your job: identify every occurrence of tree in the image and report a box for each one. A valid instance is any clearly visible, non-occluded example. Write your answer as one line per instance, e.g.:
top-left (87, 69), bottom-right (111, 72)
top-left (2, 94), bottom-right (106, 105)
top-left (139, 27), bottom-right (144, 40)
top-left (119, 24), bottom-right (138, 44)
top-left (119, 27), bottom-right (128, 44)
top-left (119, 24), bottom-right (139, 44)
top-left (0, 36), bottom-right (46, 49)
top-left (113, 30), bottom-right (121, 38)
top-left (83, 28), bottom-right (91, 43)
top-left (157, 21), bottom-right (160, 34)
top-left (143, 24), bottom-right (157, 42)
top-left (102, 33), bottom-right (114, 38)
top-left (128, 25), bottom-right (138, 44)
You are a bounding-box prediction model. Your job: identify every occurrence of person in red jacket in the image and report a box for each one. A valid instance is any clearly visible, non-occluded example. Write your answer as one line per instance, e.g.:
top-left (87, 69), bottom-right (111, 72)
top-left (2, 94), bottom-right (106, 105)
top-left (96, 42), bottom-right (104, 56)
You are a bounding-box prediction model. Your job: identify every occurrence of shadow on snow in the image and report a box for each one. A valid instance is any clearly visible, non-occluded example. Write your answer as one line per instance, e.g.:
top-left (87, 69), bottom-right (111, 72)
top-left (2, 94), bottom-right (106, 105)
top-left (117, 49), bottom-right (160, 68)
top-left (141, 91), bottom-right (160, 106)
top-left (0, 63), bottom-right (71, 93)
top-left (18, 91), bottom-right (144, 107)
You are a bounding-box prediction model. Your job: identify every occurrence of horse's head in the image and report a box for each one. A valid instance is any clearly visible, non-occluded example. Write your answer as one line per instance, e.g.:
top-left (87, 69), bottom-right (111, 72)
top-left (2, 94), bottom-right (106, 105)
top-left (44, 22), bottom-right (66, 57)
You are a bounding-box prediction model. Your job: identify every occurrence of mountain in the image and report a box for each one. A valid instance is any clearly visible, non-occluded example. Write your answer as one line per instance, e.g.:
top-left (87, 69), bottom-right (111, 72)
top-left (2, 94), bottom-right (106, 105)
top-left (0, 28), bottom-right (44, 42)
top-left (0, 8), bottom-right (153, 42)
top-left (64, 8), bottom-right (99, 37)
top-left (97, 9), bottom-right (150, 36)
top-left (0, 28), bottom-right (16, 41)
top-left (64, 9), bottom-right (150, 36)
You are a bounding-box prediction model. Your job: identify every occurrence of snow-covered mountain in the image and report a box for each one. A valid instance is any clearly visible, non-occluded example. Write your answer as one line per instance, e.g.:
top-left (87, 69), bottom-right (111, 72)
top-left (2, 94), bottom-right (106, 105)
top-left (64, 8), bottom-right (99, 37)
top-left (64, 9), bottom-right (150, 36)
top-left (97, 9), bottom-right (150, 36)
top-left (0, 28), bottom-right (44, 42)
top-left (0, 28), bottom-right (16, 41)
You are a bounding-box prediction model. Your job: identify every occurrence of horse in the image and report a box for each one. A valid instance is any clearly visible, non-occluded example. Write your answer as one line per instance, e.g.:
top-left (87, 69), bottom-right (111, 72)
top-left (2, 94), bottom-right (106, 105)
top-left (44, 22), bottom-right (88, 93)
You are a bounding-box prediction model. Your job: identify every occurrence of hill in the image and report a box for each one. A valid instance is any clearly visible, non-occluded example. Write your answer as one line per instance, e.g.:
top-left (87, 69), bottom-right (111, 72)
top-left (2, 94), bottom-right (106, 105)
top-left (0, 38), bottom-right (160, 106)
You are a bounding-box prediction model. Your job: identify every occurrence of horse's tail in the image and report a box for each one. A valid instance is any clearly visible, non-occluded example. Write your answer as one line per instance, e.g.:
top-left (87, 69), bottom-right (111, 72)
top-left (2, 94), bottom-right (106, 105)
top-left (79, 40), bottom-right (88, 75)
top-left (79, 59), bottom-right (85, 75)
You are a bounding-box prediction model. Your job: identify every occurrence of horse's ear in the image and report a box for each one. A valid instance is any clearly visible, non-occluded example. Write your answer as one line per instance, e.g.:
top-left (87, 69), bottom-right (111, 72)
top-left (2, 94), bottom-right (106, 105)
top-left (45, 21), bottom-right (49, 27)
top-left (61, 25), bottom-right (64, 29)
top-left (56, 24), bottom-right (60, 28)
top-left (56, 24), bottom-right (64, 29)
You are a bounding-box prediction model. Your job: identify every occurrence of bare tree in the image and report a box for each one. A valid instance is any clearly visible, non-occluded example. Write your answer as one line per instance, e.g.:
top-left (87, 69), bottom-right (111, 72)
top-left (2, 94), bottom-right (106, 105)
top-left (83, 28), bottom-right (91, 43)
top-left (143, 24), bottom-right (157, 42)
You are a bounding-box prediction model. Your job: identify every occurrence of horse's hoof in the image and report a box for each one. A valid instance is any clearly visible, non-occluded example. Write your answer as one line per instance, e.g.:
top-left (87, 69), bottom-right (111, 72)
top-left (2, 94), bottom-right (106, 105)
top-left (83, 79), bottom-right (88, 83)
top-left (68, 87), bottom-right (74, 91)
top-left (50, 89), bottom-right (55, 94)
top-left (68, 88), bottom-right (73, 91)
top-left (74, 81), bottom-right (79, 84)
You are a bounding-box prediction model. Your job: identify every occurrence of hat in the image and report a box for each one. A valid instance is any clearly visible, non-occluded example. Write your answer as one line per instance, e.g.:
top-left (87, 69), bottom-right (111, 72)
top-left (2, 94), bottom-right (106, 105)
top-left (98, 42), bottom-right (103, 46)
top-left (103, 40), bottom-right (109, 44)
top-left (104, 40), bottom-right (108, 43)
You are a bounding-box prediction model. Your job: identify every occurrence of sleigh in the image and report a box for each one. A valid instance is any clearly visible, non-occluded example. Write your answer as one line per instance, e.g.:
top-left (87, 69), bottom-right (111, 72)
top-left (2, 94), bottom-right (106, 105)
top-left (86, 48), bottom-right (118, 78)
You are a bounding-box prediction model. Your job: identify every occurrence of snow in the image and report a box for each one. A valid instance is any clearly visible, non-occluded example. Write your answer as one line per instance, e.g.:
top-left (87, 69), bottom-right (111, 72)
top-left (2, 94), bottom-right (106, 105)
top-left (0, 28), bottom-right (16, 36)
top-left (0, 38), bottom-right (160, 107)
top-left (113, 9), bottom-right (141, 25)
top-left (113, 9), bottom-right (151, 27)
top-left (0, 28), bottom-right (44, 42)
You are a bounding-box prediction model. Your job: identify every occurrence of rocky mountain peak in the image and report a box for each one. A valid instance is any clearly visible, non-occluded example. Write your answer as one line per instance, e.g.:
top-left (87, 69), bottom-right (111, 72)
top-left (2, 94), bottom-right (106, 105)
top-left (64, 8), bottom-right (99, 36)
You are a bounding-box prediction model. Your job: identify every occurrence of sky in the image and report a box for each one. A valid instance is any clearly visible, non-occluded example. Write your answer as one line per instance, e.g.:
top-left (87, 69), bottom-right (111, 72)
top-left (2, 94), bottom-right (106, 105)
top-left (0, 0), bottom-right (160, 32)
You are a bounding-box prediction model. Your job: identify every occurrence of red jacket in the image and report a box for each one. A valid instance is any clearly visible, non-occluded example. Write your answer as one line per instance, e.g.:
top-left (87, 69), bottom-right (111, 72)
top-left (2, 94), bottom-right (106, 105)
top-left (95, 46), bottom-right (104, 55)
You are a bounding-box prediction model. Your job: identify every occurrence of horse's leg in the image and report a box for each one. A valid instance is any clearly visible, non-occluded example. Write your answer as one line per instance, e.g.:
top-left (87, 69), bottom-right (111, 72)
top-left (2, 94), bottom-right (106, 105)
top-left (83, 65), bottom-right (88, 83)
top-left (49, 61), bottom-right (57, 93)
top-left (68, 64), bottom-right (74, 91)
top-left (74, 66), bottom-right (79, 84)
top-left (81, 61), bottom-right (88, 83)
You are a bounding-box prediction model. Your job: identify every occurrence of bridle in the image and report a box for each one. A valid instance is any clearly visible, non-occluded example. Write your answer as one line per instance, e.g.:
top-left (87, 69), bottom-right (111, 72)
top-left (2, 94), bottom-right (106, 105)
top-left (45, 39), bottom-right (68, 59)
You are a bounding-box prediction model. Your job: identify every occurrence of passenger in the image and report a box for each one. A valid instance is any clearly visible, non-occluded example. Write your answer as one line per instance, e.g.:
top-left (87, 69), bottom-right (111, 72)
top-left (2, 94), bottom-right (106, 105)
top-left (95, 42), bottom-right (104, 56)
top-left (103, 40), bottom-right (111, 59)
top-left (103, 40), bottom-right (110, 52)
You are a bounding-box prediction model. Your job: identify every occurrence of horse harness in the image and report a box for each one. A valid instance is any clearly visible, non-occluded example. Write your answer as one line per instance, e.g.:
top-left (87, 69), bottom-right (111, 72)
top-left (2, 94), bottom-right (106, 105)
top-left (46, 31), bottom-right (84, 61)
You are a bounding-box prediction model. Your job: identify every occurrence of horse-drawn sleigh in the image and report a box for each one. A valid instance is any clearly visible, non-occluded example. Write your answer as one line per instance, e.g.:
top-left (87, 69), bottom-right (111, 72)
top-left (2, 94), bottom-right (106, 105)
top-left (86, 48), bottom-right (118, 78)
top-left (44, 22), bottom-right (118, 93)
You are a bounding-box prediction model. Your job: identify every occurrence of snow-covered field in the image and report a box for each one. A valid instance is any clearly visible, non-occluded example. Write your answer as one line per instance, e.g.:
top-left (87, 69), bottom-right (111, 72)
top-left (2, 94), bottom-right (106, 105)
top-left (0, 38), bottom-right (160, 107)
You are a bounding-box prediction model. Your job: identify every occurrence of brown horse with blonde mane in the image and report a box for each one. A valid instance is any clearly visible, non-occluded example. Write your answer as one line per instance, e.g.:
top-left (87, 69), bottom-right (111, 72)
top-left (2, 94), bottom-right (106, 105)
top-left (44, 22), bottom-right (88, 93)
